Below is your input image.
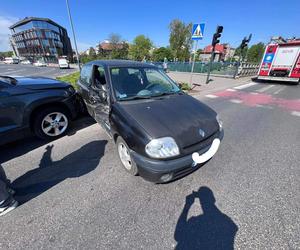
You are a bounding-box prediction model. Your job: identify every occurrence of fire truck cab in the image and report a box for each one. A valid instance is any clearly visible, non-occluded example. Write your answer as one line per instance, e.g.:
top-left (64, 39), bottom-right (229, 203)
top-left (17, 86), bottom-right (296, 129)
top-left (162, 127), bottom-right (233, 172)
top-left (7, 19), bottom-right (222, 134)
top-left (258, 39), bottom-right (300, 84)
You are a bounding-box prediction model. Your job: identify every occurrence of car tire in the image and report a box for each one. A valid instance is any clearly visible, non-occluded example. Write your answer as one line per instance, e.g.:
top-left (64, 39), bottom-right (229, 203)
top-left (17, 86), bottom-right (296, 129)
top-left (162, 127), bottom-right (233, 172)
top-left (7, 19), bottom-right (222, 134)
top-left (116, 137), bottom-right (138, 176)
top-left (33, 107), bottom-right (70, 140)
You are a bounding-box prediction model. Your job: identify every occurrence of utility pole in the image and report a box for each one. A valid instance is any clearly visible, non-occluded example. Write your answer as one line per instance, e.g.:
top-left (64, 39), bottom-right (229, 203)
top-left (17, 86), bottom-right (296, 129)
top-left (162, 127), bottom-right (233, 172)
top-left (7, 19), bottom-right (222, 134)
top-left (66, 0), bottom-right (80, 70)
top-left (206, 25), bottom-right (223, 84)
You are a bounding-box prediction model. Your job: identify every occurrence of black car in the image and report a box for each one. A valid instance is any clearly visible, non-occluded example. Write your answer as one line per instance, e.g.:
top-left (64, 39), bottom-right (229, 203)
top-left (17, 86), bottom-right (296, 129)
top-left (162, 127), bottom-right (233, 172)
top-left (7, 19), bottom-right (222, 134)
top-left (0, 76), bottom-right (78, 145)
top-left (77, 60), bottom-right (223, 183)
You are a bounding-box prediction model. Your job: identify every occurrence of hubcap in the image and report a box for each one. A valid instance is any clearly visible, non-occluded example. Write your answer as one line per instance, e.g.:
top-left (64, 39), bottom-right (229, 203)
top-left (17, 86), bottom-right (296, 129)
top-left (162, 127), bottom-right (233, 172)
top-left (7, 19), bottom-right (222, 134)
top-left (41, 112), bottom-right (68, 137)
top-left (118, 142), bottom-right (132, 170)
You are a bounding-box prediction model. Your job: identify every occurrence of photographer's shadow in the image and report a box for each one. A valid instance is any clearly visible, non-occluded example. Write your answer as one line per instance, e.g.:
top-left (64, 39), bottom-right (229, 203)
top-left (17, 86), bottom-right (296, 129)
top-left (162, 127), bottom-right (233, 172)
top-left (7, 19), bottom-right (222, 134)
top-left (174, 187), bottom-right (238, 250)
top-left (12, 140), bottom-right (107, 205)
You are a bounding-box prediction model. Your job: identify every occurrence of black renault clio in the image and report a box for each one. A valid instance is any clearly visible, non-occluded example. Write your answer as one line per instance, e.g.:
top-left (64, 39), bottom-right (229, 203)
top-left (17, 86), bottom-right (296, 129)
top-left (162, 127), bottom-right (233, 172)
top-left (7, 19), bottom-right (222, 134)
top-left (77, 60), bottom-right (223, 183)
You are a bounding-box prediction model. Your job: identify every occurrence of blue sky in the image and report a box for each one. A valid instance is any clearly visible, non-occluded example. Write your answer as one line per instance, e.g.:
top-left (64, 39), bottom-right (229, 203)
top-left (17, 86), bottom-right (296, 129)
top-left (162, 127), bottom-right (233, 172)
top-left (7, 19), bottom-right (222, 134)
top-left (0, 0), bottom-right (299, 52)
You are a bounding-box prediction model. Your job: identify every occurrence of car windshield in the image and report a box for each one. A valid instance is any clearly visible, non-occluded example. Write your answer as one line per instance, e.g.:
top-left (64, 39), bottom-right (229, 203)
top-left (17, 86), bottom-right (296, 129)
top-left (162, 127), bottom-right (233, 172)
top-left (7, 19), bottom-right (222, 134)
top-left (110, 67), bottom-right (181, 100)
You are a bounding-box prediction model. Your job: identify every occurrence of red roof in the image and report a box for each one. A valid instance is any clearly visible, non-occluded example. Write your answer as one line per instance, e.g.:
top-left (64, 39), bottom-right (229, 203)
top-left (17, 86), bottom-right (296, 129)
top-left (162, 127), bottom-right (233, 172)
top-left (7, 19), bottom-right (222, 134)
top-left (203, 44), bottom-right (225, 54)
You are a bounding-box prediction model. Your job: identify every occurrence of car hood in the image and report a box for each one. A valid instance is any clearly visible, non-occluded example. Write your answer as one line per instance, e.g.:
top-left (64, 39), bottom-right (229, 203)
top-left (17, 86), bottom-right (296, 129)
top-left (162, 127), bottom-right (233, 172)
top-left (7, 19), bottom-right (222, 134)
top-left (14, 77), bottom-right (69, 90)
top-left (118, 94), bottom-right (219, 149)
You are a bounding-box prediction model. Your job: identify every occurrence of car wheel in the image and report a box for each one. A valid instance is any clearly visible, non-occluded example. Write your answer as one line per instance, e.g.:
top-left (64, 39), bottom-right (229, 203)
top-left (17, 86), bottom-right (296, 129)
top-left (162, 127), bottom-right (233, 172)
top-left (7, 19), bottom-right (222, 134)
top-left (116, 137), bottom-right (138, 176)
top-left (33, 107), bottom-right (70, 140)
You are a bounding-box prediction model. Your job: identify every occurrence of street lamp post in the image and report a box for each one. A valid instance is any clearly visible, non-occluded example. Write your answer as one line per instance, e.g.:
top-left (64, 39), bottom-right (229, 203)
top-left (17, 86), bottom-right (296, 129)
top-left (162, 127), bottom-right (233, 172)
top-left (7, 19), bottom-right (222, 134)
top-left (66, 0), bottom-right (80, 70)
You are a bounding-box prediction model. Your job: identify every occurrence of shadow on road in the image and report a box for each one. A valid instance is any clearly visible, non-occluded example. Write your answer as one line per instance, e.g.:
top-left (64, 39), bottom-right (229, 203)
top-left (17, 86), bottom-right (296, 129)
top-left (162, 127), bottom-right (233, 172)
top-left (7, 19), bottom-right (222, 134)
top-left (174, 187), bottom-right (238, 250)
top-left (12, 139), bottom-right (107, 205)
top-left (0, 116), bottom-right (95, 164)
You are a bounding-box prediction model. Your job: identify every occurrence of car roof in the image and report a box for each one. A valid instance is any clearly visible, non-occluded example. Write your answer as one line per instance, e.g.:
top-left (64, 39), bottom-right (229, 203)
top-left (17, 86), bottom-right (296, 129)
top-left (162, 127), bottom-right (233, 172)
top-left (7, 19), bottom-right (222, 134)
top-left (85, 60), bottom-right (157, 68)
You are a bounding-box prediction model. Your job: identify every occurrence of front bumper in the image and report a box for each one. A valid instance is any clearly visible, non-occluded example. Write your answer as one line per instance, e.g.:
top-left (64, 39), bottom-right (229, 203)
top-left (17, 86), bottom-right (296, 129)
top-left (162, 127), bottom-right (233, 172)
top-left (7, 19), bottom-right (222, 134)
top-left (131, 129), bottom-right (224, 183)
top-left (257, 75), bottom-right (299, 83)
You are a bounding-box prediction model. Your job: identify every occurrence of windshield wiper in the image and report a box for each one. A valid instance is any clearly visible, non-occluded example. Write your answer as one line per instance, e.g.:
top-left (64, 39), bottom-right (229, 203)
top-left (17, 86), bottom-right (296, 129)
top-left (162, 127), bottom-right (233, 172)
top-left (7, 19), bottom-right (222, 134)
top-left (119, 95), bottom-right (153, 101)
top-left (150, 91), bottom-right (182, 97)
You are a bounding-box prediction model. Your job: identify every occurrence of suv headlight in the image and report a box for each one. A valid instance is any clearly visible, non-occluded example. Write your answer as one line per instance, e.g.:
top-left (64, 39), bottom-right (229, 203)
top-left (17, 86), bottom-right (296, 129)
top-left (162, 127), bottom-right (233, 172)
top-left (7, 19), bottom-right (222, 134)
top-left (145, 137), bottom-right (179, 159)
top-left (216, 115), bottom-right (223, 130)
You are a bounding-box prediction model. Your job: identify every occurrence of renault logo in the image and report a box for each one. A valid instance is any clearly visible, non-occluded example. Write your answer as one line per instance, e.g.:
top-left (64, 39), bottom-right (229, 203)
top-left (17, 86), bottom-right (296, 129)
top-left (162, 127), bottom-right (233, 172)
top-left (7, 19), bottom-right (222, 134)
top-left (199, 129), bottom-right (205, 137)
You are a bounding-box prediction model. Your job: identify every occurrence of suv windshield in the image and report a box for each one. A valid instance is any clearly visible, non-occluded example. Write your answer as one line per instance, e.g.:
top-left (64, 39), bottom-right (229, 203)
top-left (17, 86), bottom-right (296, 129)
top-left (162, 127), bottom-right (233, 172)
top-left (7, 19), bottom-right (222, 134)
top-left (110, 67), bottom-right (180, 100)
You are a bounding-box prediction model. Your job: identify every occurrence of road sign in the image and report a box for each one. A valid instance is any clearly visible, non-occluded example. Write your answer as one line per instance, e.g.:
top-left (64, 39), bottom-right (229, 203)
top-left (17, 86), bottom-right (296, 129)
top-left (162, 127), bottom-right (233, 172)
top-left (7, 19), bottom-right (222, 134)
top-left (192, 23), bottom-right (205, 40)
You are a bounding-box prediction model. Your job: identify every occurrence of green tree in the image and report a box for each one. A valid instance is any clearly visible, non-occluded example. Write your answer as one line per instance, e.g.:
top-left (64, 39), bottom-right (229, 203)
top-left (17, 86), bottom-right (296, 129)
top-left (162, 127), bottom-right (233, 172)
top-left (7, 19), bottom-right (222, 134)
top-left (169, 19), bottom-right (192, 61)
top-left (88, 47), bottom-right (97, 59)
top-left (151, 47), bottom-right (173, 62)
top-left (246, 42), bottom-right (265, 63)
top-left (0, 51), bottom-right (14, 59)
top-left (129, 35), bottom-right (153, 61)
top-left (108, 33), bottom-right (129, 59)
top-left (234, 46), bottom-right (248, 61)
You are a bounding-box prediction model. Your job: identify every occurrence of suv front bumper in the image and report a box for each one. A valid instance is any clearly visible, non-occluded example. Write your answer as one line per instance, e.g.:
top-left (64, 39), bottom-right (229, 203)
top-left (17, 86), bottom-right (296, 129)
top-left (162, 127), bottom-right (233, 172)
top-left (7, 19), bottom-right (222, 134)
top-left (131, 129), bottom-right (224, 183)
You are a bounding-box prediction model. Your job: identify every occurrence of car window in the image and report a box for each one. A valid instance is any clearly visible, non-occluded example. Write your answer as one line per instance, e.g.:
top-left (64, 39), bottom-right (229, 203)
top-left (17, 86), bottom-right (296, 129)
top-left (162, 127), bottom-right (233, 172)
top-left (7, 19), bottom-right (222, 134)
top-left (94, 66), bottom-right (107, 87)
top-left (80, 64), bottom-right (93, 86)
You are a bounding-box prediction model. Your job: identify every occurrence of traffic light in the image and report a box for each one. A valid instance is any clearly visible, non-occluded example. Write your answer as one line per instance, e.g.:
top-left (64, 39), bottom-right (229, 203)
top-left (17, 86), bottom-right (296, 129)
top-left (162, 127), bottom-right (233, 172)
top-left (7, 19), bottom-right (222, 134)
top-left (212, 26), bottom-right (223, 47)
top-left (240, 34), bottom-right (252, 50)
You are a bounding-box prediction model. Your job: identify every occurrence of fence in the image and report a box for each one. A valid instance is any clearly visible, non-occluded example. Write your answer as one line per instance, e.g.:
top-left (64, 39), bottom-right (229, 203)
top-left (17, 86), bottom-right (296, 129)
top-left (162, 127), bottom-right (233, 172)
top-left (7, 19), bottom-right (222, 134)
top-left (159, 62), bottom-right (259, 78)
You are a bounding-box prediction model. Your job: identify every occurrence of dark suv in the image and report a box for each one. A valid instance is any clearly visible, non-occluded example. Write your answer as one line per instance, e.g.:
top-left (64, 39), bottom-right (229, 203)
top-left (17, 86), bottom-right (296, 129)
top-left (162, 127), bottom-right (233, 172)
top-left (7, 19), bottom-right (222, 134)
top-left (0, 76), bottom-right (78, 145)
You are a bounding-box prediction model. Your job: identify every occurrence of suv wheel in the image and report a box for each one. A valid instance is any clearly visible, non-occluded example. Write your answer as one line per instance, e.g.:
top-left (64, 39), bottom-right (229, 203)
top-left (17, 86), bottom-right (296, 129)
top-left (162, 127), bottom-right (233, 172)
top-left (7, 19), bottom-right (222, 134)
top-left (116, 137), bottom-right (138, 176)
top-left (33, 107), bottom-right (70, 140)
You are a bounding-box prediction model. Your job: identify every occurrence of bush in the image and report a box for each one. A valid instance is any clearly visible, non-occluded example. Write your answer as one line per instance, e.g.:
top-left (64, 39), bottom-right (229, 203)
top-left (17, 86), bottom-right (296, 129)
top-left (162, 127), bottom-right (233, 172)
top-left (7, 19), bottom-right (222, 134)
top-left (57, 72), bottom-right (80, 89)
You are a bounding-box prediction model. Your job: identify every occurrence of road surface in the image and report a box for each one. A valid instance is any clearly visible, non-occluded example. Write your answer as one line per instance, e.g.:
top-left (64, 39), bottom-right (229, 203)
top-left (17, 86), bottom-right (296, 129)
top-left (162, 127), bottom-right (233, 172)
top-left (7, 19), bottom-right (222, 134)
top-left (0, 63), bottom-right (77, 78)
top-left (0, 78), bottom-right (299, 249)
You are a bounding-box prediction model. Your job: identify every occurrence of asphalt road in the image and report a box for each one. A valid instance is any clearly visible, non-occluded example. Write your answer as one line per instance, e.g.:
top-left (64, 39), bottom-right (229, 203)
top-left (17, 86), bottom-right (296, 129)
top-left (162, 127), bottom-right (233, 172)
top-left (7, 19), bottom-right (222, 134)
top-left (0, 63), bottom-right (77, 78)
top-left (0, 77), bottom-right (299, 249)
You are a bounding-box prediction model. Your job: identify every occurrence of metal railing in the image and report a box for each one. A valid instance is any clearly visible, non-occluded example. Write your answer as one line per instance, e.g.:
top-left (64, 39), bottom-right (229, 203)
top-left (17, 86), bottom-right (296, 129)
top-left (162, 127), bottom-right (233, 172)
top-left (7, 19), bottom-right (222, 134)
top-left (157, 61), bottom-right (259, 78)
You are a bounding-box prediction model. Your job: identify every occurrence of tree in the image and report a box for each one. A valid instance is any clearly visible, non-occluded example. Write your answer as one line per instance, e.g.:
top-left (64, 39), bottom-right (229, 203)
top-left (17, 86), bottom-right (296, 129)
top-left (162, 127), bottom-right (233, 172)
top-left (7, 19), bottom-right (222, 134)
top-left (246, 43), bottom-right (265, 63)
top-left (88, 47), bottom-right (97, 59)
top-left (0, 51), bottom-right (14, 59)
top-left (151, 47), bottom-right (173, 62)
top-left (129, 35), bottom-right (153, 61)
top-left (169, 19), bottom-right (192, 61)
top-left (108, 33), bottom-right (129, 59)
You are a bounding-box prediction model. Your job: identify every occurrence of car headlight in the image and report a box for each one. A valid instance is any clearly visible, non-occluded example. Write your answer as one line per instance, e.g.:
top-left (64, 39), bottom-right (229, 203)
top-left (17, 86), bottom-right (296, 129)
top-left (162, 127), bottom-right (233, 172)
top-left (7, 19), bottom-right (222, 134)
top-left (216, 115), bottom-right (223, 130)
top-left (145, 137), bottom-right (179, 159)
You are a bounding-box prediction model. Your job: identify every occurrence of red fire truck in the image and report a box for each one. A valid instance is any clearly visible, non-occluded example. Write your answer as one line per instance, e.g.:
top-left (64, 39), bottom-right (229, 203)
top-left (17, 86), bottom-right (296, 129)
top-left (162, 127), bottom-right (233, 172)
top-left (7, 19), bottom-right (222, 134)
top-left (257, 39), bottom-right (300, 84)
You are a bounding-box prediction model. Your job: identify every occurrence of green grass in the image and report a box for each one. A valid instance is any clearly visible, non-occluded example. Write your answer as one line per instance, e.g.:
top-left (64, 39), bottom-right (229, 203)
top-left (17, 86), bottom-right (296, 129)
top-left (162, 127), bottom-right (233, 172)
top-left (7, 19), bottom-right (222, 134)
top-left (178, 82), bottom-right (191, 91)
top-left (56, 71), bottom-right (80, 89)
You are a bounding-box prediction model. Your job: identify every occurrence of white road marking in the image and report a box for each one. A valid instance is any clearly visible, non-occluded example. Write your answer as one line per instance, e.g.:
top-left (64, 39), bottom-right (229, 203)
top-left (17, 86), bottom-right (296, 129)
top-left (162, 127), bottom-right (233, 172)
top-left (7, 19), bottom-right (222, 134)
top-left (205, 94), bottom-right (218, 99)
top-left (250, 92), bottom-right (258, 95)
top-left (291, 111), bottom-right (300, 117)
top-left (234, 82), bottom-right (258, 90)
top-left (256, 104), bottom-right (273, 109)
top-left (273, 86), bottom-right (286, 95)
top-left (230, 99), bottom-right (243, 104)
top-left (257, 84), bottom-right (275, 93)
top-left (226, 88), bottom-right (237, 92)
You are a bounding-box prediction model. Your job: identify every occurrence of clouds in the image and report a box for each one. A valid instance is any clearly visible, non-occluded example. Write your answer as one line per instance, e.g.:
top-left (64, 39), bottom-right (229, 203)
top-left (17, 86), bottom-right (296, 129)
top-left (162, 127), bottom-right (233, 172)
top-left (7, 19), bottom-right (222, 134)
top-left (0, 15), bottom-right (18, 52)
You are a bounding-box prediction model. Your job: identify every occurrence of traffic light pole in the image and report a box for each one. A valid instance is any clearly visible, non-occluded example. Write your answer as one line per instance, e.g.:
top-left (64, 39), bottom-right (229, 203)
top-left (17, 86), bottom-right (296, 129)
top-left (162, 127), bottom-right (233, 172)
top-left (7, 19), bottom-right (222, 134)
top-left (206, 25), bottom-right (223, 84)
top-left (189, 39), bottom-right (199, 87)
top-left (206, 45), bottom-right (215, 84)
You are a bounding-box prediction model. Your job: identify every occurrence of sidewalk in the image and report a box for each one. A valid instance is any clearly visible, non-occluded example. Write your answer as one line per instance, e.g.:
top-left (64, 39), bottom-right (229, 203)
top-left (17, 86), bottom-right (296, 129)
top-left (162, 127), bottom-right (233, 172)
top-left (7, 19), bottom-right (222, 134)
top-left (167, 71), bottom-right (254, 97)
